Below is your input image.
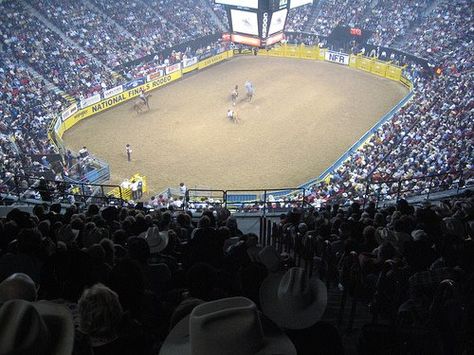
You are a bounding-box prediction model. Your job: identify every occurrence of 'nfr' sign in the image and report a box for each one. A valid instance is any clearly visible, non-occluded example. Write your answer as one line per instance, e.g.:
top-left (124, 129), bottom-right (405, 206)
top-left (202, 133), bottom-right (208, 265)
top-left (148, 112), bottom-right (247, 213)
top-left (325, 50), bottom-right (350, 66)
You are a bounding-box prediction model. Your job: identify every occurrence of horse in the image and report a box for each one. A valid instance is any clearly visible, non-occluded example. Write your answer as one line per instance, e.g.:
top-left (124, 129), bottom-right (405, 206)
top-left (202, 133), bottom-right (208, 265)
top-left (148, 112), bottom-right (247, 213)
top-left (133, 93), bottom-right (152, 113)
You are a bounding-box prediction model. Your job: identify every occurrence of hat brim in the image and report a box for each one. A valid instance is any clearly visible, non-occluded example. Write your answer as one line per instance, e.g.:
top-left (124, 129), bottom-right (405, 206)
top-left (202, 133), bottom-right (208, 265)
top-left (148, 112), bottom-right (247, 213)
top-left (159, 311), bottom-right (296, 355)
top-left (34, 301), bottom-right (75, 355)
top-left (259, 273), bottom-right (327, 330)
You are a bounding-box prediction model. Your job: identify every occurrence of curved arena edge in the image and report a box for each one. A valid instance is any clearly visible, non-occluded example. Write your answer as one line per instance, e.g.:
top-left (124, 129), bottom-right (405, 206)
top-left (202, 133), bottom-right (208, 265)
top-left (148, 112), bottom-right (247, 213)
top-left (48, 44), bottom-right (413, 200)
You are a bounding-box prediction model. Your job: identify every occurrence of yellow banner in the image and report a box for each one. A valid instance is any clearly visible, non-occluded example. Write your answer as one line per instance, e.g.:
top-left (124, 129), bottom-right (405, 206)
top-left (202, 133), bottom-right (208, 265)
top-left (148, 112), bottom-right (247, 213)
top-left (357, 57), bottom-right (373, 72)
top-left (58, 71), bottom-right (182, 138)
top-left (198, 50), bottom-right (233, 70)
top-left (182, 63), bottom-right (198, 74)
top-left (371, 61), bottom-right (387, 77)
top-left (386, 65), bottom-right (403, 82)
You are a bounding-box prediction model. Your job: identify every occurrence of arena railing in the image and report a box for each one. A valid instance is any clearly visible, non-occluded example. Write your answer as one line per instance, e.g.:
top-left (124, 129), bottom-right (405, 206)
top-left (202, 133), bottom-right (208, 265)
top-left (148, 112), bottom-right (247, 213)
top-left (0, 175), bottom-right (126, 207)
top-left (185, 187), bottom-right (310, 215)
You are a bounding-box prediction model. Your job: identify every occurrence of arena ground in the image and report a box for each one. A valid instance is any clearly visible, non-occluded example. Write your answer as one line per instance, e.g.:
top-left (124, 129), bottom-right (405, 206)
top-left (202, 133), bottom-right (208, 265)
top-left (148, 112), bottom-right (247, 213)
top-left (63, 56), bottom-right (408, 195)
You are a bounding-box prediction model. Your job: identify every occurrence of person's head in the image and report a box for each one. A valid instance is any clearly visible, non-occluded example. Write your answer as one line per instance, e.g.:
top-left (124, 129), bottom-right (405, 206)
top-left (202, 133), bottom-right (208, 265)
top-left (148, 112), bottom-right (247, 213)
top-left (78, 283), bottom-right (122, 340)
top-left (127, 236), bottom-right (150, 263)
top-left (198, 215), bottom-right (211, 229)
top-left (235, 85), bottom-right (238, 90)
top-left (0, 273), bottom-right (37, 303)
top-left (17, 228), bottom-right (42, 255)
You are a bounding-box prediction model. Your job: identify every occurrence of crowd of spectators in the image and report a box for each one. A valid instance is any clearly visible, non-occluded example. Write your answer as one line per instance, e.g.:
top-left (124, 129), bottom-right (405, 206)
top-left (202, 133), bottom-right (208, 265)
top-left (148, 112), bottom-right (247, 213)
top-left (362, 0), bottom-right (433, 47)
top-left (0, 1), bottom-right (120, 100)
top-left (0, 53), bottom-right (68, 191)
top-left (0, 191), bottom-right (473, 353)
top-left (306, 0), bottom-right (369, 37)
top-left (31, 0), bottom-right (148, 68)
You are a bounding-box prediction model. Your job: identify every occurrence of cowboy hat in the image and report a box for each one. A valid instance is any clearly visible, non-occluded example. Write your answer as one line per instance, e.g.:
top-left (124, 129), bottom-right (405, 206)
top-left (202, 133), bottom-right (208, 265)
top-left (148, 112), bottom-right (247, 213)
top-left (260, 267), bottom-right (327, 330)
top-left (139, 226), bottom-right (169, 253)
top-left (159, 297), bottom-right (296, 355)
top-left (0, 299), bottom-right (74, 355)
top-left (257, 245), bottom-right (282, 273)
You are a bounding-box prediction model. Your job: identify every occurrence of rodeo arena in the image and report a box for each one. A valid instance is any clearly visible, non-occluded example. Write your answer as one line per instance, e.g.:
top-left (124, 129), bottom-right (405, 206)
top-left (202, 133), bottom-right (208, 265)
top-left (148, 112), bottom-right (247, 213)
top-left (0, 0), bottom-right (474, 354)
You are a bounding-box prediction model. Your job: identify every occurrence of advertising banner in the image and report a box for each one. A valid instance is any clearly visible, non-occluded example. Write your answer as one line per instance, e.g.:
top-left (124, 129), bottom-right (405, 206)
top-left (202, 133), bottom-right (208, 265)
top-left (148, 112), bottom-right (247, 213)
top-left (123, 77), bottom-right (146, 91)
top-left (324, 50), bottom-right (350, 65)
top-left (165, 63), bottom-right (181, 74)
top-left (146, 70), bottom-right (164, 82)
top-left (103, 85), bottom-right (123, 99)
top-left (198, 50), bottom-right (233, 70)
top-left (61, 103), bottom-right (78, 121)
top-left (183, 57), bottom-right (198, 68)
top-left (80, 94), bottom-right (101, 109)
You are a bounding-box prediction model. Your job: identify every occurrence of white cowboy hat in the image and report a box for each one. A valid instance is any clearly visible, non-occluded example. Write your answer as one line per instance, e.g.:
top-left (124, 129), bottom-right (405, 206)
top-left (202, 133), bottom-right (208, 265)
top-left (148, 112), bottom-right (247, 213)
top-left (257, 245), bottom-right (282, 273)
top-left (260, 267), bottom-right (327, 330)
top-left (0, 300), bottom-right (74, 355)
top-left (139, 226), bottom-right (169, 253)
top-left (159, 297), bottom-right (296, 355)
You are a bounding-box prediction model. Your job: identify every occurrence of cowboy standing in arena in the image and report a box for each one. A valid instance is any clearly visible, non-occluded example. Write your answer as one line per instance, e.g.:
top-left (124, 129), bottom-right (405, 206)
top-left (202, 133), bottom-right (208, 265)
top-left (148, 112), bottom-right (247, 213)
top-left (231, 85), bottom-right (238, 106)
top-left (126, 144), bottom-right (132, 162)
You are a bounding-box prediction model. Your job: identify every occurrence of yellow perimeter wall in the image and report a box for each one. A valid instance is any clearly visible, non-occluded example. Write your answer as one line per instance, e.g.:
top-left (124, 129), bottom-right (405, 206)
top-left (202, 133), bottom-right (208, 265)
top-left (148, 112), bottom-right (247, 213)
top-left (258, 44), bottom-right (410, 89)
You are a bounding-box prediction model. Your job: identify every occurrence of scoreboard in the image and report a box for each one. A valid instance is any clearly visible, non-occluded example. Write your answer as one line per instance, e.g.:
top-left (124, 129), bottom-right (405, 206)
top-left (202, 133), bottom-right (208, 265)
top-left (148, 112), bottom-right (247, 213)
top-left (216, 0), bottom-right (312, 47)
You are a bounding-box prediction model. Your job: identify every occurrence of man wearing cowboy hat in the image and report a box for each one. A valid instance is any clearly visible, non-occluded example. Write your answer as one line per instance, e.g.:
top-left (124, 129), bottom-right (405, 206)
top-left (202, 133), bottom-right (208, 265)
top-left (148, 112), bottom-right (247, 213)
top-left (159, 296), bottom-right (296, 355)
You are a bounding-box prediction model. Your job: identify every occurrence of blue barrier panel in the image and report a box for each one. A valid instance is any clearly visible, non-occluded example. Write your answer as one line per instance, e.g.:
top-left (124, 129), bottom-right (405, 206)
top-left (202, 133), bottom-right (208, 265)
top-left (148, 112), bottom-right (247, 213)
top-left (227, 194), bottom-right (258, 202)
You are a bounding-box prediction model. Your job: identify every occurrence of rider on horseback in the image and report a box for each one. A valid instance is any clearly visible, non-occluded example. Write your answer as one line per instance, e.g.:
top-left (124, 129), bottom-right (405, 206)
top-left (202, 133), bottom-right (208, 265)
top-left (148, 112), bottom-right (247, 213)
top-left (139, 88), bottom-right (149, 109)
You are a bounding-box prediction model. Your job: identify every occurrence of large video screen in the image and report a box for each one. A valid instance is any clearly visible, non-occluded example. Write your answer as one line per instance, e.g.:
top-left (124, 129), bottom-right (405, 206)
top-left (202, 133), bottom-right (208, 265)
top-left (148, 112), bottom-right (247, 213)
top-left (215, 0), bottom-right (259, 9)
top-left (230, 9), bottom-right (259, 35)
top-left (268, 8), bottom-right (287, 35)
top-left (290, 0), bottom-right (312, 9)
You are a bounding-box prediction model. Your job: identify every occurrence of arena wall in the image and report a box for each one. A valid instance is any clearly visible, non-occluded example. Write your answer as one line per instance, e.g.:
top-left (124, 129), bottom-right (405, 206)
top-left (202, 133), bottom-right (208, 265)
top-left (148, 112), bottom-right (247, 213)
top-left (48, 44), bottom-right (412, 190)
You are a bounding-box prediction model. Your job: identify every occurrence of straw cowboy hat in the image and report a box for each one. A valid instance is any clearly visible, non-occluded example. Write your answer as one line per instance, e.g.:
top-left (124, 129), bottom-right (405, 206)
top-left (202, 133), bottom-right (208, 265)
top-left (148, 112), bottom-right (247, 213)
top-left (159, 297), bottom-right (296, 355)
top-left (0, 299), bottom-right (74, 355)
top-left (260, 267), bottom-right (327, 330)
top-left (139, 226), bottom-right (169, 253)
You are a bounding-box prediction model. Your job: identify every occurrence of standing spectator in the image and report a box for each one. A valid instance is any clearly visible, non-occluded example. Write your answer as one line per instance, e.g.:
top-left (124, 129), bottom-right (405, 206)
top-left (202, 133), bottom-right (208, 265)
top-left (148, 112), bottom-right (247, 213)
top-left (179, 182), bottom-right (187, 196)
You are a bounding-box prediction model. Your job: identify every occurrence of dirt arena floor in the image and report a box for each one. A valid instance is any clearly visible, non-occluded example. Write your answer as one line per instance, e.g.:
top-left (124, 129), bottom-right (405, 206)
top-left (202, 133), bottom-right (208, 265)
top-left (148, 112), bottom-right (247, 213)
top-left (63, 56), bottom-right (408, 195)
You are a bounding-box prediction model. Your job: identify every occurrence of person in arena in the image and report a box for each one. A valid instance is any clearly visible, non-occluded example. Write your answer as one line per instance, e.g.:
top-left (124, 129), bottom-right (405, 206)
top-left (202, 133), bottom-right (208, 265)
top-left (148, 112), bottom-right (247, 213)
top-left (139, 88), bottom-right (149, 110)
top-left (227, 109), bottom-right (238, 123)
top-left (245, 80), bottom-right (254, 102)
top-left (231, 85), bottom-right (238, 106)
top-left (126, 144), bottom-right (132, 162)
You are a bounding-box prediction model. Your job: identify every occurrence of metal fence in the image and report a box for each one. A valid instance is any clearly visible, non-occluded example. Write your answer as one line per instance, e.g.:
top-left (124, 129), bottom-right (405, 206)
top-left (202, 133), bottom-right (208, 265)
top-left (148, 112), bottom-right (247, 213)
top-left (1, 175), bottom-right (125, 207)
top-left (185, 187), bottom-right (309, 214)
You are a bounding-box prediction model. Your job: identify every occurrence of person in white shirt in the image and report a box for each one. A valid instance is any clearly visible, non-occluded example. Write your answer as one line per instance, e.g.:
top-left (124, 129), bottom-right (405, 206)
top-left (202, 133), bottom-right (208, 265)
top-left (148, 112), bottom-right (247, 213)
top-left (179, 182), bottom-right (187, 195)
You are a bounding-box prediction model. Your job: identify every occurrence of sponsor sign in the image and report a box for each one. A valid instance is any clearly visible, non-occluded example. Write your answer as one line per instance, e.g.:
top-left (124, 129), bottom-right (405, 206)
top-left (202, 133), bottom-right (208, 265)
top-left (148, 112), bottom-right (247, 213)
top-left (198, 50), bottom-right (233, 70)
top-left (61, 103), bottom-right (78, 121)
top-left (324, 50), bottom-right (349, 65)
top-left (103, 85), bottom-right (123, 99)
top-left (146, 70), bottom-right (164, 82)
top-left (182, 57), bottom-right (198, 68)
top-left (90, 71), bottom-right (182, 114)
top-left (165, 62), bottom-right (181, 74)
top-left (123, 77), bottom-right (146, 91)
top-left (80, 94), bottom-right (101, 109)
